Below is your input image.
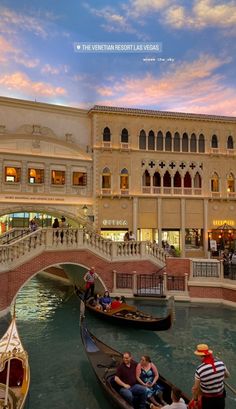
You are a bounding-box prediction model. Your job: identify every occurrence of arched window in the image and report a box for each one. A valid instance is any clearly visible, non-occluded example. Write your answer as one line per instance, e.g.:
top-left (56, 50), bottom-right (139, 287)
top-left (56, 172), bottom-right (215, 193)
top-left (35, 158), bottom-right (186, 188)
top-left (194, 172), bottom-right (201, 188)
top-left (121, 128), bottom-right (128, 143)
top-left (190, 133), bottom-right (197, 152)
top-left (198, 134), bottom-right (205, 152)
top-left (163, 171), bottom-right (171, 187)
top-left (211, 135), bottom-right (218, 148)
top-left (184, 171), bottom-right (192, 187)
top-left (174, 132), bottom-right (180, 152)
top-left (174, 171), bottom-right (181, 187)
top-left (165, 132), bottom-right (172, 151)
top-left (102, 167), bottom-right (111, 189)
top-left (148, 130), bottom-right (155, 150)
top-left (139, 130), bottom-right (146, 150)
top-left (143, 170), bottom-right (150, 186)
top-left (120, 168), bottom-right (129, 189)
top-left (153, 171), bottom-right (161, 187)
top-left (156, 131), bottom-right (163, 150)
top-left (211, 172), bottom-right (219, 192)
top-left (103, 127), bottom-right (111, 142)
top-left (227, 135), bottom-right (234, 149)
top-left (227, 173), bottom-right (235, 192)
top-left (182, 133), bottom-right (188, 152)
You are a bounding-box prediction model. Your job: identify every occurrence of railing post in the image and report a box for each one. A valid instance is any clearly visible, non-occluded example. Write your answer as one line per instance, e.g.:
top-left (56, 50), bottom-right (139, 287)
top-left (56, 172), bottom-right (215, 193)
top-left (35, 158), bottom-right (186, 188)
top-left (111, 242), bottom-right (117, 259)
top-left (184, 273), bottom-right (189, 294)
top-left (112, 270), bottom-right (117, 292)
top-left (133, 271), bottom-right (137, 295)
top-left (77, 229), bottom-right (84, 246)
top-left (163, 272), bottom-right (167, 296)
top-left (140, 241), bottom-right (146, 257)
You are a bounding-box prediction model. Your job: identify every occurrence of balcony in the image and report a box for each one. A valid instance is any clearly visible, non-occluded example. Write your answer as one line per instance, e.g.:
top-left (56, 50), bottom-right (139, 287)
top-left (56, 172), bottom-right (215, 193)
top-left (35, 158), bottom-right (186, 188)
top-left (102, 141), bottom-right (112, 149)
top-left (120, 142), bottom-right (130, 151)
top-left (120, 189), bottom-right (129, 196)
top-left (101, 188), bottom-right (111, 196)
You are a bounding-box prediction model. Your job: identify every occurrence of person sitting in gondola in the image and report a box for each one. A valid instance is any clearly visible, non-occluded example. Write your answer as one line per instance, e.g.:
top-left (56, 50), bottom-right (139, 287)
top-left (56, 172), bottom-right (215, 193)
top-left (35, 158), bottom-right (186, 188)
top-left (99, 290), bottom-right (112, 311)
top-left (136, 355), bottom-right (166, 407)
top-left (89, 294), bottom-right (102, 310)
top-left (149, 387), bottom-right (187, 409)
top-left (114, 351), bottom-right (147, 409)
top-left (111, 296), bottom-right (122, 310)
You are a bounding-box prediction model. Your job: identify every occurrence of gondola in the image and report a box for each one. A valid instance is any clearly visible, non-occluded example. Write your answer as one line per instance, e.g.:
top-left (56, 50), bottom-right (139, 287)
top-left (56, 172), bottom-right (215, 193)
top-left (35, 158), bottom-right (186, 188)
top-left (79, 303), bottom-right (190, 409)
top-left (75, 287), bottom-right (173, 331)
top-left (0, 314), bottom-right (30, 409)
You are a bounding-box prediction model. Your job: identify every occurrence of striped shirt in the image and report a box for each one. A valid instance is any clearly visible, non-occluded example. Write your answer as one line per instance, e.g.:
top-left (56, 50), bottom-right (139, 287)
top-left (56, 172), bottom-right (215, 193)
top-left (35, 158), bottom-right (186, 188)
top-left (195, 360), bottom-right (226, 395)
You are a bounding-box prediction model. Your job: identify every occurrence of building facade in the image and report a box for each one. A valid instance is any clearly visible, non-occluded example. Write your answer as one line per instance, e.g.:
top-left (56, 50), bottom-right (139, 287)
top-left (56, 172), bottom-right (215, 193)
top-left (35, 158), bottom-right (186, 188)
top-left (0, 96), bottom-right (236, 258)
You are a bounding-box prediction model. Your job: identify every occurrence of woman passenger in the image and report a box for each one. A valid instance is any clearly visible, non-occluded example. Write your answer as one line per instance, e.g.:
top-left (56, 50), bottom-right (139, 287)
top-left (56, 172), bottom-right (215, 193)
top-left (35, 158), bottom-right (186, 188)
top-left (136, 355), bottom-right (165, 406)
top-left (99, 290), bottom-right (112, 311)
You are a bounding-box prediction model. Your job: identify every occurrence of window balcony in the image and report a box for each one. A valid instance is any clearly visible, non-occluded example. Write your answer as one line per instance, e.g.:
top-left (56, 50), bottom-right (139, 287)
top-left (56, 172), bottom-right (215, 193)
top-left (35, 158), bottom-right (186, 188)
top-left (102, 141), bottom-right (112, 149)
top-left (142, 186), bottom-right (151, 194)
top-left (120, 189), bottom-right (129, 196)
top-left (120, 142), bottom-right (129, 150)
top-left (211, 192), bottom-right (221, 198)
top-left (101, 188), bottom-right (111, 196)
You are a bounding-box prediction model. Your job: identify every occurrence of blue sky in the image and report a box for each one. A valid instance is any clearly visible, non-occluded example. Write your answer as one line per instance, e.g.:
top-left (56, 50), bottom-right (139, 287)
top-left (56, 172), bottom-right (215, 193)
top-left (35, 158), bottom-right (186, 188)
top-left (0, 0), bottom-right (236, 115)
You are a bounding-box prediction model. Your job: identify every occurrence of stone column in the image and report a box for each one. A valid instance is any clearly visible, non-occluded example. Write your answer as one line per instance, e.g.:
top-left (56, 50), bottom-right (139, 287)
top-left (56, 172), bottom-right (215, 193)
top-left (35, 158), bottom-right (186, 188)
top-left (158, 197), bottom-right (162, 247)
top-left (133, 197), bottom-right (138, 238)
top-left (203, 199), bottom-right (208, 257)
top-left (181, 198), bottom-right (185, 257)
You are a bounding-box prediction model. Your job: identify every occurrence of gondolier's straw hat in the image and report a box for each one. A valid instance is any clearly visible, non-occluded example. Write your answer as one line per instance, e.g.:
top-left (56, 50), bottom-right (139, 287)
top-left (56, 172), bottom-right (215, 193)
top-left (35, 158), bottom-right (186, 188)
top-left (194, 344), bottom-right (213, 356)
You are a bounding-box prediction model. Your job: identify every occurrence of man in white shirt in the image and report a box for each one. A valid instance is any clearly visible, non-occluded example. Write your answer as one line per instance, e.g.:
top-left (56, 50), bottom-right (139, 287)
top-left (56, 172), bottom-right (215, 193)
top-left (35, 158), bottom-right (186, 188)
top-left (150, 387), bottom-right (187, 409)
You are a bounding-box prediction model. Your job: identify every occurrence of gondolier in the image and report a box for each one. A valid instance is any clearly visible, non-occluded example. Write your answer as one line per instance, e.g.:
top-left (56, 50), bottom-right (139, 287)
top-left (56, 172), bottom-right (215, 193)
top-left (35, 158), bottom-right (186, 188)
top-left (83, 266), bottom-right (98, 300)
top-left (192, 344), bottom-right (230, 409)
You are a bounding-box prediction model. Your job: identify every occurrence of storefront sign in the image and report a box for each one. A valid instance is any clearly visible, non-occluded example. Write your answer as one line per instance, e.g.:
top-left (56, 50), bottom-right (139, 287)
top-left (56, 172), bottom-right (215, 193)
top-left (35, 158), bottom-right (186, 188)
top-left (102, 219), bottom-right (128, 226)
top-left (213, 219), bottom-right (235, 226)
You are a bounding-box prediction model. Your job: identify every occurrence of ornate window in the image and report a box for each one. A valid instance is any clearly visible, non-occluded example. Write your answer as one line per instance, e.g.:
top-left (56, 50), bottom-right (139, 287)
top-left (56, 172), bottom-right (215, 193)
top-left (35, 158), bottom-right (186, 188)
top-left (121, 128), bottom-right (128, 143)
top-left (174, 132), bottom-right (180, 152)
top-left (174, 171), bottom-right (181, 187)
top-left (5, 167), bottom-right (21, 183)
top-left (165, 132), bottom-right (172, 151)
top-left (211, 172), bottom-right (219, 192)
top-left (227, 135), bottom-right (234, 149)
top-left (102, 167), bottom-right (111, 188)
top-left (120, 168), bottom-right (129, 189)
top-left (182, 133), bottom-right (188, 152)
top-left (148, 130), bottom-right (155, 150)
top-left (73, 172), bottom-right (87, 186)
top-left (194, 172), bottom-right (201, 188)
top-left (211, 134), bottom-right (218, 148)
top-left (227, 173), bottom-right (235, 192)
top-left (51, 170), bottom-right (65, 185)
top-left (184, 171), bottom-right (192, 187)
top-left (157, 131), bottom-right (163, 150)
top-left (143, 170), bottom-right (150, 186)
top-left (103, 127), bottom-right (111, 142)
top-left (163, 171), bottom-right (171, 187)
top-left (28, 168), bottom-right (44, 184)
top-left (198, 134), bottom-right (205, 152)
top-left (190, 133), bottom-right (197, 152)
top-left (153, 171), bottom-right (161, 187)
top-left (139, 130), bottom-right (146, 149)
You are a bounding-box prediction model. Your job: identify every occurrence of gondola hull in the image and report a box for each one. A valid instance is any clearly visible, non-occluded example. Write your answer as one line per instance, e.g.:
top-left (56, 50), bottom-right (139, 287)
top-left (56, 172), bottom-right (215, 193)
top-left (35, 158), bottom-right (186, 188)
top-left (76, 288), bottom-right (173, 331)
top-left (80, 309), bottom-right (190, 409)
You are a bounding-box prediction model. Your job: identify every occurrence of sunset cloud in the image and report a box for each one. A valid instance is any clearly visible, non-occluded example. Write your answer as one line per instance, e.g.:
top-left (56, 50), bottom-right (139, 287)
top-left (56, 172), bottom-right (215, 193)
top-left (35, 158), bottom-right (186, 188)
top-left (95, 55), bottom-right (236, 116)
top-left (0, 72), bottom-right (66, 97)
top-left (0, 7), bottom-right (49, 38)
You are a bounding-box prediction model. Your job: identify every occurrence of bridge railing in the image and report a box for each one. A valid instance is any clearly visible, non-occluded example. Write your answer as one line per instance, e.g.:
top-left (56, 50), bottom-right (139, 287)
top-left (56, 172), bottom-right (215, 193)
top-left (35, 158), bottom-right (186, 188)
top-left (0, 228), bottom-right (31, 245)
top-left (0, 227), bottom-right (166, 272)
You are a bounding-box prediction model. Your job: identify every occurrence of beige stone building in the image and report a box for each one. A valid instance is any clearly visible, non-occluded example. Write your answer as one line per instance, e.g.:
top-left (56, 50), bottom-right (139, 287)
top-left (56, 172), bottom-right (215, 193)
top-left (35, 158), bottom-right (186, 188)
top-left (0, 96), bottom-right (236, 258)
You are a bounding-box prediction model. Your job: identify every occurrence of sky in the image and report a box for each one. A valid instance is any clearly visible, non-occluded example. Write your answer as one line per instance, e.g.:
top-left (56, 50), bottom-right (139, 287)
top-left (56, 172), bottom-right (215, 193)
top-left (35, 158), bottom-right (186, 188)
top-left (0, 0), bottom-right (236, 115)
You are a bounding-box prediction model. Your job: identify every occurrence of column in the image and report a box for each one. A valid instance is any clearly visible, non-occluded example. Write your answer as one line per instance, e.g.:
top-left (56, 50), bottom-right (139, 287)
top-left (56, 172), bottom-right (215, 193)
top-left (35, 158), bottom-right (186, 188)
top-left (203, 199), bottom-right (209, 257)
top-left (132, 197), bottom-right (138, 238)
top-left (158, 197), bottom-right (162, 247)
top-left (181, 198), bottom-right (185, 257)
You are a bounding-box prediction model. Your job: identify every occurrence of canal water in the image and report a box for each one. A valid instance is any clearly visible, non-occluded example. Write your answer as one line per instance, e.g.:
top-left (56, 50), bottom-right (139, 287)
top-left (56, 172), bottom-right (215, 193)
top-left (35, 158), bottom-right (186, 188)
top-left (0, 275), bottom-right (236, 409)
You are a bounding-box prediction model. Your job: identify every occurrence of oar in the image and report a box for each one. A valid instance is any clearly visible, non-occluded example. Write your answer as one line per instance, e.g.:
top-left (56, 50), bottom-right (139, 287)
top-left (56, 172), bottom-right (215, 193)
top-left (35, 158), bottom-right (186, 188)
top-left (224, 380), bottom-right (236, 396)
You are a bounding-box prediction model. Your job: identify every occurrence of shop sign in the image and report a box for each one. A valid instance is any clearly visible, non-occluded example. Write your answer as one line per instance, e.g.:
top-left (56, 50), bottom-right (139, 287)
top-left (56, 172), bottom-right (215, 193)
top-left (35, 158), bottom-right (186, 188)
top-left (102, 219), bottom-right (128, 226)
top-left (213, 219), bottom-right (235, 226)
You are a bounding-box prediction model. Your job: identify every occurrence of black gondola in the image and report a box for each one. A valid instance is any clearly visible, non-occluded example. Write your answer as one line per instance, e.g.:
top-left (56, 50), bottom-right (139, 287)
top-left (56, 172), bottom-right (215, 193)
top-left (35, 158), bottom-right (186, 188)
top-left (79, 305), bottom-right (190, 409)
top-left (75, 287), bottom-right (173, 331)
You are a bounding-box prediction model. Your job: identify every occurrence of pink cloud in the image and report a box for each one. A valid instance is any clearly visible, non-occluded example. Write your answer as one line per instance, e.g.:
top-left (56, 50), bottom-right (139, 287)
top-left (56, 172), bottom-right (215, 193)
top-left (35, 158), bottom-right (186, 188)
top-left (0, 72), bottom-right (66, 97)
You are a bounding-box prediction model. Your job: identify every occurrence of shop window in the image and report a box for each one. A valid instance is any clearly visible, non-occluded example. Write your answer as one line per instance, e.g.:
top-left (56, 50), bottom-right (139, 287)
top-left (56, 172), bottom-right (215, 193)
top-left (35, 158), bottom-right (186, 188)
top-left (103, 127), bottom-right (111, 142)
top-left (157, 131), bottom-right (163, 150)
top-left (28, 168), bottom-right (44, 184)
top-left (198, 134), bottom-right (205, 152)
top-left (143, 170), bottom-right (150, 186)
top-left (163, 171), bottom-right (171, 187)
top-left (227, 173), bottom-right (235, 192)
top-left (190, 133), bottom-right (197, 152)
top-left (73, 171), bottom-right (87, 186)
top-left (51, 170), bottom-right (65, 185)
top-left (165, 131), bottom-right (172, 151)
top-left (174, 171), bottom-right (181, 187)
top-left (162, 230), bottom-right (180, 249)
top-left (211, 134), bottom-right (218, 148)
top-left (227, 135), bottom-right (234, 149)
top-left (148, 130), bottom-right (155, 150)
top-left (153, 172), bottom-right (161, 187)
top-left (185, 228), bottom-right (203, 248)
top-left (194, 172), bottom-right (201, 188)
top-left (102, 167), bottom-right (111, 188)
top-left (184, 171), bottom-right (192, 187)
top-left (173, 132), bottom-right (180, 152)
top-left (5, 167), bottom-right (21, 183)
top-left (182, 133), bottom-right (188, 152)
top-left (139, 129), bottom-right (146, 149)
top-left (120, 168), bottom-right (129, 189)
top-left (121, 128), bottom-right (128, 143)
top-left (211, 172), bottom-right (219, 192)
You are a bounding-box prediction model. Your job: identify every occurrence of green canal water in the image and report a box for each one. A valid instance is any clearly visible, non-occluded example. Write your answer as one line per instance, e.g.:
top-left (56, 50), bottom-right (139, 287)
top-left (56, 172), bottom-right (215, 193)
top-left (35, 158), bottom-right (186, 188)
top-left (0, 275), bottom-right (236, 409)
